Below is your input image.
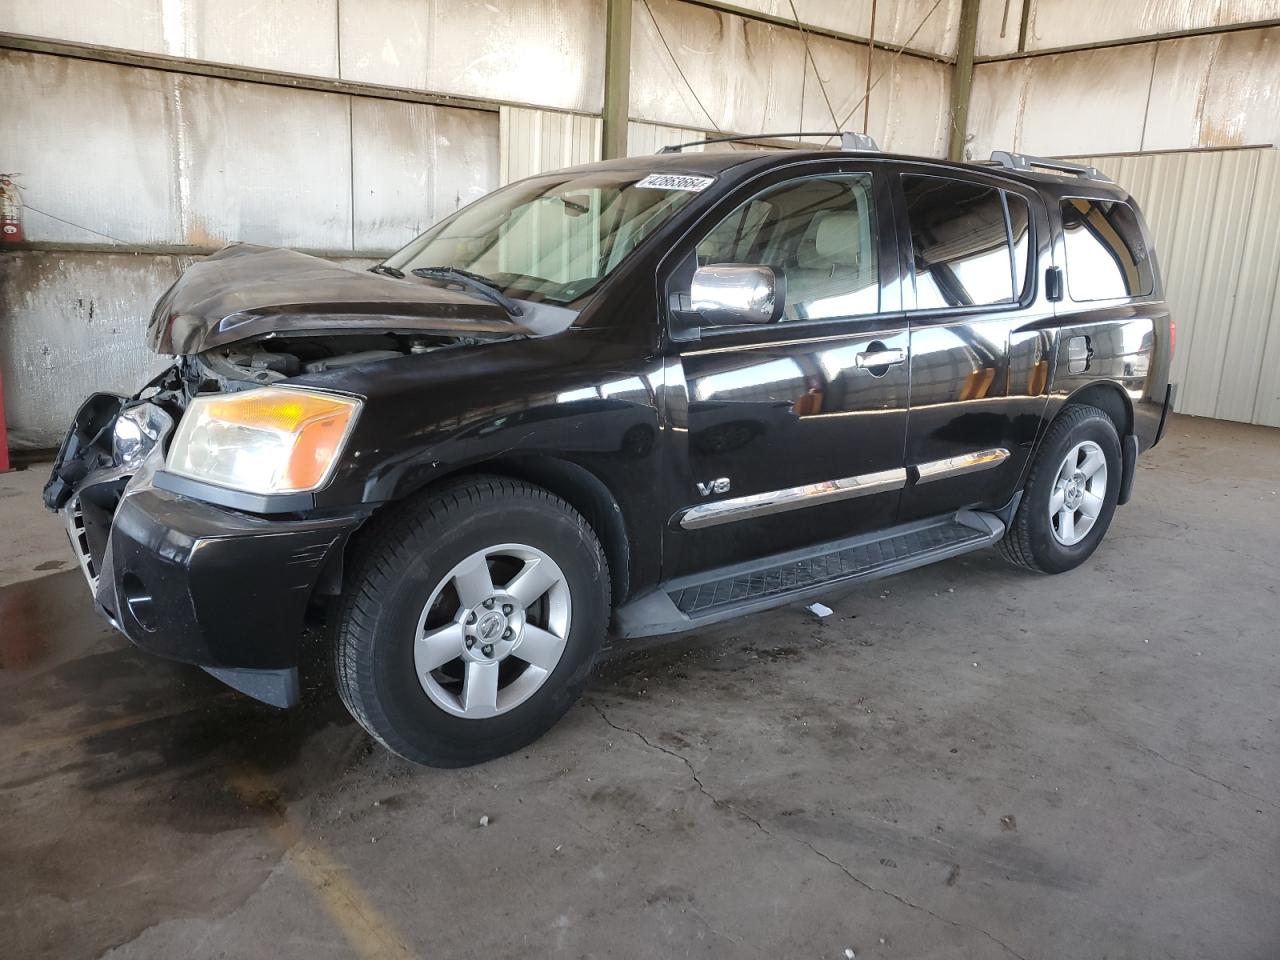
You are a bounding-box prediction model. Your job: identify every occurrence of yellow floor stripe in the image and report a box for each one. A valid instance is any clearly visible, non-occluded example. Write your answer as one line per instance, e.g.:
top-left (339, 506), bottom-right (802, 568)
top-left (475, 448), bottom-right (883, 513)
top-left (227, 766), bottom-right (415, 960)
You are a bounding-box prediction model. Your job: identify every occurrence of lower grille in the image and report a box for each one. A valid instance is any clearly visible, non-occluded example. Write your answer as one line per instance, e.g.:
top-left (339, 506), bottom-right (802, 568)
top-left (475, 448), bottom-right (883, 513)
top-left (65, 496), bottom-right (100, 592)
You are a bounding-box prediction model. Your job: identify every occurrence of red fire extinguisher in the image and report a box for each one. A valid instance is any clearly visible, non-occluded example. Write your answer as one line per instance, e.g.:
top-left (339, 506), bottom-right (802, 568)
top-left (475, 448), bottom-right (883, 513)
top-left (1, 174), bottom-right (24, 244)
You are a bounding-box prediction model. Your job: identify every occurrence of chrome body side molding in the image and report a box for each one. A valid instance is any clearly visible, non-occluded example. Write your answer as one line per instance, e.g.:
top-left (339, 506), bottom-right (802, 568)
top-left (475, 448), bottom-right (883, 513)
top-left (913, 448), bottom-right (1010, 484)
top-left (679, 468), bottom-right (908, 530)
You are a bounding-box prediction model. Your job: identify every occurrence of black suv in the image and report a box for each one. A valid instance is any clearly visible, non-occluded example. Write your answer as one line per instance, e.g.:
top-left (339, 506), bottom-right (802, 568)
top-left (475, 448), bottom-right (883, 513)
top-left (45, 140), bottom-right (1176, 766)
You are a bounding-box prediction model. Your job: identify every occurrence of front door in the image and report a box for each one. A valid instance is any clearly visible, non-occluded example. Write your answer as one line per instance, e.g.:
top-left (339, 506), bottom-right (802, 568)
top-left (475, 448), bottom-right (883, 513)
top-left (661, 165), bottom-right (912, 578)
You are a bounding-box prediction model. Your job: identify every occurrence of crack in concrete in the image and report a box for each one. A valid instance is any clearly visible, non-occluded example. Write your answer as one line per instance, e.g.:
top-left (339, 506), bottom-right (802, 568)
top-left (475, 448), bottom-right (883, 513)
top-left (588, 699), bottom-right (1030, 960)
top-left (1084, 711), bottom-right (1280, 814)
top-left (687, 903), bottom-right (762, 956)
top-left (91, 856), bottom-right (285, 960)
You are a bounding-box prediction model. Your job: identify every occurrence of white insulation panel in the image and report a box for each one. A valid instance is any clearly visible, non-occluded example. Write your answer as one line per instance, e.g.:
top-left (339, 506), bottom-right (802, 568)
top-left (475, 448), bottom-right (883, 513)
top-left (1, 50), bottom-right (499, 252)
top-left (975, 0), bottom-right (1280, 55)
top-left (631, 0), bottom-right (951, 156)
top-left (0, 0), bottom-right (604, 113)
top-left (1022, 0), bottom-right (1280, 51)
top-left (1082, 148), bottom-right (1280, 427)
top-left (338, 0), bottom-right (605, 113)
top-left (0, 51), bottom-right (178, 246)
top-left (173, 74), bottom-right (354, 251)
top-left (354, 100), bottom-right (499, 250)
top-left (723, 0), bottom-right (961, 56)
top-left (975, 0), bottom-right (1026, 57)
top-left (0, 0), bottom-right (339, 76)
top-left (968, 27), bottom-right (1280, 158)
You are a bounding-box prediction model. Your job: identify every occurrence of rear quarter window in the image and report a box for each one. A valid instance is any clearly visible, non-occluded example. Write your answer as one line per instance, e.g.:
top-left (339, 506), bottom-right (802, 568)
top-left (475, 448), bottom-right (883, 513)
top-left (1060, 198), bottom-right (1153, 301)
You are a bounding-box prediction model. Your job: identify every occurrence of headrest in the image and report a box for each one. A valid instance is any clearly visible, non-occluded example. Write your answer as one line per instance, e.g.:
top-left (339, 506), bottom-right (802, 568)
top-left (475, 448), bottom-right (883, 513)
top-left (798, 211), bottom-right (860, 269)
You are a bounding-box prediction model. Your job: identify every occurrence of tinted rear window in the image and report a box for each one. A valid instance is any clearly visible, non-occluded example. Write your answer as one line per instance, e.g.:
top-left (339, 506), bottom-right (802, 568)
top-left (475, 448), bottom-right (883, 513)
top-left (1060, 198), bottom-right (1153, 301)
top-left (901, 175), bottom-right (1031, 310)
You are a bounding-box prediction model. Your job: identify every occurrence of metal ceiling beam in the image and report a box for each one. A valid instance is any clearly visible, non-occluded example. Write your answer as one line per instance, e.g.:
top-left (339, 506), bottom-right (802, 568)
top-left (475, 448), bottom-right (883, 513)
top-left (603, 0), bottom-right (633, 159)
top-left (947, 0), bottom-right (981, 161)
top-left (977, 17), bottom-right (1280, 62)
top-left (0, 31), bottom-right (595, 118)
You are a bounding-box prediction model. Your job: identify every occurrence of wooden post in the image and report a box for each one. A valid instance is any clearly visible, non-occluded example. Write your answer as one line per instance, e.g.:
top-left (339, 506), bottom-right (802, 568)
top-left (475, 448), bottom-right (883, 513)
top-left (603, 0), bottom-right (633, 160)
top-left (948, 0), bottom-right (981, 161)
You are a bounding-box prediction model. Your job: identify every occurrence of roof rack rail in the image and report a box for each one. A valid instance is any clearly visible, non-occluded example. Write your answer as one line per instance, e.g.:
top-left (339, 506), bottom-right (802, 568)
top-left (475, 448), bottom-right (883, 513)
top-left (658, 131), bottom-right (880, 155)
top-left (988, 150), bottom-right (1111, 182)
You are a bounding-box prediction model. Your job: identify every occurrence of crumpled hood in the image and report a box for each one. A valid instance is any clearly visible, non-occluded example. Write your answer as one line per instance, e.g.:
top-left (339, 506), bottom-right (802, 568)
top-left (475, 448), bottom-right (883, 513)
top-left (147, 243), bottom-right (524, 354)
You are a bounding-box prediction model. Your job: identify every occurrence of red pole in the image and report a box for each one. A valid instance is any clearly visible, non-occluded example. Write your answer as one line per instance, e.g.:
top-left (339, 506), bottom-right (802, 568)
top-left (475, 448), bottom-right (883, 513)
top-left (0, 368), bottom-right (10, 472)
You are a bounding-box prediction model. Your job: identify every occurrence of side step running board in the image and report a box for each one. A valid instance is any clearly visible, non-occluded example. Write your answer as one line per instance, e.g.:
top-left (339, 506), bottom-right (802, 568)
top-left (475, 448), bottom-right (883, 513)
top-left (613, 511), bottom-right (1005, 639)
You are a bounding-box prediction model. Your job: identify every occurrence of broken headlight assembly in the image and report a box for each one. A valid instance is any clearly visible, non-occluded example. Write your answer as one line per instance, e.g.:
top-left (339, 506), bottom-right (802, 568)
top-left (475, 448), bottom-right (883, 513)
top-left (112, 402), bottom-right (174, 468)
top-left (165, 387), bottom-right (361, 495)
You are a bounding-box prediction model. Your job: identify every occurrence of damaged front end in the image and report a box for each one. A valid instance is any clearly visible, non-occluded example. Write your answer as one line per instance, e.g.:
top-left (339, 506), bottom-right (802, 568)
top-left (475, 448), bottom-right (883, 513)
top-left (43, 368), bottom-right (186, 601)
top-left (43, 360), bottom-right (364, 709)
top-left (42, 244), bottom-right (525, 708)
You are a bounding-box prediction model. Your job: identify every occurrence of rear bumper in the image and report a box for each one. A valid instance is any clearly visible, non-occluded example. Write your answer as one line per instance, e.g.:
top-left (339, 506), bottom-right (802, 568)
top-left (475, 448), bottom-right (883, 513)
top-left (64, 471), bottom-right (361, 707)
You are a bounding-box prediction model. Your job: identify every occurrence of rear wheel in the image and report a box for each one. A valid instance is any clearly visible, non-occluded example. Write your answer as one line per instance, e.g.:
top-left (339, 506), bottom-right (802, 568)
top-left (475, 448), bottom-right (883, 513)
top-left (999, 403), bottom-right (1122, 573)
top-left (331, 476), bottom-right (609, 766)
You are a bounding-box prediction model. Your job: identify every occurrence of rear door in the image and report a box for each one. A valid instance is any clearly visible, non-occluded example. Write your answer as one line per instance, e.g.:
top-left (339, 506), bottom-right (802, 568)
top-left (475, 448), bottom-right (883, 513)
top-left (660, 161), bottom-right (912, 579)
top-left (894, 168), bottom-right (1055, 521)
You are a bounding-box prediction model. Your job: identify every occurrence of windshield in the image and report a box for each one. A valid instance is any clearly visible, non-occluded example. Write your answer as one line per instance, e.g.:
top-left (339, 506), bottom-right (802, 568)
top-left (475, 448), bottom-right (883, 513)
top-left (383, 171), bottom-right (705, 306)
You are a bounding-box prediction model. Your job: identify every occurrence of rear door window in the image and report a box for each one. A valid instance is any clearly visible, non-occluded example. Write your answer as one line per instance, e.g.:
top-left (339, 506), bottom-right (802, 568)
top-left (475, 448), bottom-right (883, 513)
top-left (901, 175), bottom-right (1026, 309)
top-left (1060, 198), bottom-right (1153, 301)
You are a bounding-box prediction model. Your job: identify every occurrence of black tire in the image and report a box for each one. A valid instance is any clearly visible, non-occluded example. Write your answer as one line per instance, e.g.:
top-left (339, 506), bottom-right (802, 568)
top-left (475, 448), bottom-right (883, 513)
top-left (999, 404), bottom-right (1122, 574)
top-left (331, 476), bottom-right (609, 767)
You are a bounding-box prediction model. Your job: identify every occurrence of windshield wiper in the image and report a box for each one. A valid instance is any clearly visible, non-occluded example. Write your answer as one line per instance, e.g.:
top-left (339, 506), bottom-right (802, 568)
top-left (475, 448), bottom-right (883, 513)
top-left (410, 266), bottom-right (524, 318)
top-left (368, 263), bottom-right (404, 278)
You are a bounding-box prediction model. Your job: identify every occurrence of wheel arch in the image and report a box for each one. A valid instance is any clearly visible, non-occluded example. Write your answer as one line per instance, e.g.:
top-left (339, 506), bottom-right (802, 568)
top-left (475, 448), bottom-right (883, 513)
top-left (1059, 380), bottom-right (1133, 438)
top-left (483, 455), bottom-right (631, 606)
top-left (330, 456), bottom-right (632, 609)
top-left (1011, 379), bottom-right (1134, 510)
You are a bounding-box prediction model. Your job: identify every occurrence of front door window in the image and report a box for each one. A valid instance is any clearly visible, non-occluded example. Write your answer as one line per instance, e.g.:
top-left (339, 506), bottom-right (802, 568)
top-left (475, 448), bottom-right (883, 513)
top-left (694, 174), bottom-right (879, 323)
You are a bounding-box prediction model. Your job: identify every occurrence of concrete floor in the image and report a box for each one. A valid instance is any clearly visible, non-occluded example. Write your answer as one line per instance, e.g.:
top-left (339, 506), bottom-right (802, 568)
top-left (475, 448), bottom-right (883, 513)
top-left (1, 414), bottom-right (1277, 960)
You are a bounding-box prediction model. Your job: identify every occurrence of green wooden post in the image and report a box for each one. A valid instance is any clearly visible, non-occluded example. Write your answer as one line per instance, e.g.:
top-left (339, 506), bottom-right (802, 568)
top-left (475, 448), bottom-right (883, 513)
top-left (948, 0), bottom-right (981, 161)
top-left (603, 0), bottom-right (633, 160)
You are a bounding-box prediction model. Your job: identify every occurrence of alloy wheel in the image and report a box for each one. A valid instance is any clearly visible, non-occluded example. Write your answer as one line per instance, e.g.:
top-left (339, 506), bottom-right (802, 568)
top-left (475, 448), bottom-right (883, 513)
top-left (1049, 440), bottom-right (1108, 546)
top-left (414, 543), bottom-right (572, 718)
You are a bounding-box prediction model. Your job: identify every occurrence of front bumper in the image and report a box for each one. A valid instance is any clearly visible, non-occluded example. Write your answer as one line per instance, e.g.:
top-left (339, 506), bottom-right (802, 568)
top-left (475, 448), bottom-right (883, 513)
top-left (57, 439), bottom-right (362, 708)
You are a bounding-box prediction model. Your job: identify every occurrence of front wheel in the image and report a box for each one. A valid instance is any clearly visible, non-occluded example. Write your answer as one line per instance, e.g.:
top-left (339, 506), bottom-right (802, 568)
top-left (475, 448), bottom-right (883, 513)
top-left (999, 403), bottom-right (1122, 574)
top-left (331, 476), bottom-right (610, 767)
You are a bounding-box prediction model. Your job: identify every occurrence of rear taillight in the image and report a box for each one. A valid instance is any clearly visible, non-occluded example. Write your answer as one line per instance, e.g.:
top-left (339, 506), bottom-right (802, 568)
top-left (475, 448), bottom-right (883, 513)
top-left (1170, 320), bottom-right (1176, 361)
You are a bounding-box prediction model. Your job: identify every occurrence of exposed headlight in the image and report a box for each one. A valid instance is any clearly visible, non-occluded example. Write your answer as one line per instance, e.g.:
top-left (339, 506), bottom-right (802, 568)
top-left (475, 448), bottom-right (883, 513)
top-left (166, 387), bottom-right (361, 495)
top-left (113, 403), bottom-right (172, 467)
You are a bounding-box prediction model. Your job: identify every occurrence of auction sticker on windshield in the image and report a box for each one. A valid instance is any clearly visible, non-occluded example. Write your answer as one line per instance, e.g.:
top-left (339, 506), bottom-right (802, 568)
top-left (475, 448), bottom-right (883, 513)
top-left (635, 174), bottom-right (715, 192)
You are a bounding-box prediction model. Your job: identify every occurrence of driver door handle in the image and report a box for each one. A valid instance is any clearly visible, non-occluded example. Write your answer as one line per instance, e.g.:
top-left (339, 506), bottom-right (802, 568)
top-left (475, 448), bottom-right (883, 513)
top-left (855, 348), bottom-right (906, 368)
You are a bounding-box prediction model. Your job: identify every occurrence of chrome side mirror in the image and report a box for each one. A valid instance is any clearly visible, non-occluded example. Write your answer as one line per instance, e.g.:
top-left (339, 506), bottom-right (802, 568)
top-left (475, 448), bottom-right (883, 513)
top-left (691, 263), bottom-right (785, 325)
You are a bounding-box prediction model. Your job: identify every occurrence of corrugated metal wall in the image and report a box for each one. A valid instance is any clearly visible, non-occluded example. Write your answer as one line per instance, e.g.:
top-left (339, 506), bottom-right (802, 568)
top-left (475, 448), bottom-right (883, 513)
top-left (1082, 148), bottom-right (1280, 427)
top-left (500, 108), bottom-right (603, 185)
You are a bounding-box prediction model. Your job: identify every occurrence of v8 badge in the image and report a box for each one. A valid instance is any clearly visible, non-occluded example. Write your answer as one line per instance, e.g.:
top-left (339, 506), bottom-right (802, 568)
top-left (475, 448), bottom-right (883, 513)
top-left (696, 478), bottom-right (731, 496)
